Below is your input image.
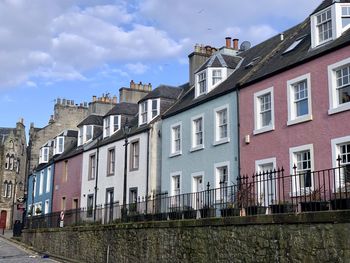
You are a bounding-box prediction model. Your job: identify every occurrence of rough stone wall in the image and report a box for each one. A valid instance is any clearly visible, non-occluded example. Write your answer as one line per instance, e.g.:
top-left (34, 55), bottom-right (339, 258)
top-left (0, 120), bottom-right (27, 229)
top-left (22, 211), bottom-right (350, 263)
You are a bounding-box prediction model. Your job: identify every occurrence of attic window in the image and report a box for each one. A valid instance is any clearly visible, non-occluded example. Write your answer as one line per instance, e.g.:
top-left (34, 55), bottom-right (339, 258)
top-left (245, 57), bottom-right (261, 69)
top-left (316, 9), bottom-right (332, 44)
top-left (283, 36), bottom-right (306, 54)
top-left (342, 6), bottom-right (350, 29)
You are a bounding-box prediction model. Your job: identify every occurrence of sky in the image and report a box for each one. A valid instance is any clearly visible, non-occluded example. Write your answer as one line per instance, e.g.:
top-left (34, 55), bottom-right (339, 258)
top-left (0, 0), bottom-right (323, 130)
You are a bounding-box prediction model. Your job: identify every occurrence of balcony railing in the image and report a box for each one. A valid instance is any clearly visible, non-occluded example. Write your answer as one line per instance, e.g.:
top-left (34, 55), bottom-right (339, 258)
top-left (26, 164), bottom-right (350, 229)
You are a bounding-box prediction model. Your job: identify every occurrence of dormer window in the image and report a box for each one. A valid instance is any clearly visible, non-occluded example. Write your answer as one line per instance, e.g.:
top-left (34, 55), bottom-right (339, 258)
top-left (39, 147), bottom-right (49, 163)
top-left (78, 125), bottom-right (94, 146)
top-left (140, 102), bottom-right (147, 124)
top-left (198, 71), bottom-right (207, 95)
top-left (212, 70), bottom-right (222, 85)
top-left (195, 68), bottom-right (228, 98)
top-left (151, 99), bottom-right (158, 118)
top-left (104, 117), bottom-right (110, 137)
top-left (103, 115), bottom-right (120, 138)
top-left (316, 9), bottom-right (332, 44)
top-left (86, 125), bottom-right (93, 141)
top-left (342, 6), bottom-right (350, 28)
top-left (138, 99), bottom-right (160, 126)
top-left (54, 136), bottom-right (64, 155)
top-left (311, 3), bottom-right (350, 49)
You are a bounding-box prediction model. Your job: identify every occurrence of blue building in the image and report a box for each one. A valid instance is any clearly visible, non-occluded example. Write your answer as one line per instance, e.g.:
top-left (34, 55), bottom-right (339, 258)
top-left (27, 162), bottom-right (54, 216)
top-left (161, 41), bottom-right (242, 208)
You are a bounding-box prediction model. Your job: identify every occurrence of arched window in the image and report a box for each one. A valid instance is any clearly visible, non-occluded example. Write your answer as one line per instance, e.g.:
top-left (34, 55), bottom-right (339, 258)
top-left (9, 155), bottom-right (14, 170)
top-left (5, 154), bottom-right (10, 169)
top-left (2, 181), bottom-right (8, 197)
top-left (16, 159), bottom-right (20, 173)
top-left (7, 181), bottom-right (12, 198)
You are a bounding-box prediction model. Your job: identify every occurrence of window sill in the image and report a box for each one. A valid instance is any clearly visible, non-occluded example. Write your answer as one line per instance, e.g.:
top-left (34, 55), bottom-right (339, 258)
top-left (328, 103), bottom-right (350, 115)
top-left (253, 125), bottom-right (274, 135)
top-left (190, 145), bottom-right (204, 152)
top-left (213, 137), bottom-right (230, 146)
top-left (287, 114), bottom-right (313, 126)
top-left (169, 151), bottom-right (182, 158)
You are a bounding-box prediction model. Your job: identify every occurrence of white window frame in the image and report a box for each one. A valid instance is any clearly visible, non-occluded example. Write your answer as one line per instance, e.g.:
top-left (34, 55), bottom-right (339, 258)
top-left (170, 171), bottom-right (182, 196)
top-left (151, 99), bottom-right (160, 120)
top-left (253, 87), bottom-right (275, 135)
top-left (78, 127), bottom-right (83, 146)
top-left (54, 136), bottom-right (64, 155)
top-left (46, 167), bottom-right (51, 193)
top-left (311, 7), bottom-right (335, 48)
top-left (195, 70), bottom-right (207, 97)
top-left (287, 73), bottom-right (313, 126)
top-left (289, 144), bottom-right (315, 196)
top-left (112, 115), bottom-right (120, 134)
top-left (191, 114), bottom-right (204, 152)
top-left (214, 104), bottom-right (230, 145)
top-left (40, 147), bottom-right (49, 163)
top-left (170, 122), bottom-right (182, 157)
top-left (39, 171), bottom-right (44, 195)
top-left (331, 135), bottom-right (350, 191)
top-left (328, 57), bottom-right (350, 114)
top-left (139, 101), bottom-right (148, 125)
top-left (86, 125), bottom-right (93, 142)
top-left (340, 4), bottom-right (350, 32)
top-left (212, 69), bottom-right (222, 86)
top-left (104, 117), bottom-right (110, 137)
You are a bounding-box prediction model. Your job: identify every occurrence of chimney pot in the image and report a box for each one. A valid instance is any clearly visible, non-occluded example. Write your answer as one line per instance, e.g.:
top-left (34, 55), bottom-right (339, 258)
top-left (233, 39), bottom-right (239, 50)
top-left (92, 96), bottom-right (97, 102)
top-left (225, 37), bottom-right (232, 48)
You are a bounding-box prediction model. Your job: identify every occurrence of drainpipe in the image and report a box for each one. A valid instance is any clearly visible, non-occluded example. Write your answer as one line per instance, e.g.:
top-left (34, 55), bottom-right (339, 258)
top-left (145, 128), bottom-right (150, 213)
top-left (93, 139), bottom-right (100, 222)
top-left (236, 88), bottom-right (241, 176)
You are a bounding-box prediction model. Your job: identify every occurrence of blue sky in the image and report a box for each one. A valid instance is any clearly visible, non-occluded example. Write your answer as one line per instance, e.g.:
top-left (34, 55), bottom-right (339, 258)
top-left (0, 0), bottom-right (322, 130)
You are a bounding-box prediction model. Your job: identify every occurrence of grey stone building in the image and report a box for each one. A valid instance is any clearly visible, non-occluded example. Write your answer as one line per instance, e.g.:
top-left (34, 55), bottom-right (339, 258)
top-left (0, 118), bottom-right (27, 229)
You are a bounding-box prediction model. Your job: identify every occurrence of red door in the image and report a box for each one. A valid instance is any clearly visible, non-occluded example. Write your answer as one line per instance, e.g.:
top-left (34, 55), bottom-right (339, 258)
top-left (0, 210), bottom-right (7, 229)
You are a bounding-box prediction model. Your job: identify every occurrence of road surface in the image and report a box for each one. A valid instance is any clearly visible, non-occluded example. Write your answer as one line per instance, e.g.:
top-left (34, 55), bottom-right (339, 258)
top-left (0, 237), bottom-right (59, 263)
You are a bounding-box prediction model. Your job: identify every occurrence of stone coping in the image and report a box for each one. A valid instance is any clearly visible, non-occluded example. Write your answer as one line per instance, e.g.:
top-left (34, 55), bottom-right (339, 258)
top-left (23, 210), bottom-right (350, 233)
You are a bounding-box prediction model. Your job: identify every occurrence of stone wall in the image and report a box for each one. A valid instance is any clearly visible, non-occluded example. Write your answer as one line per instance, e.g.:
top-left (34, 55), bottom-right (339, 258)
top-left (22, 211), bottom-right (350, 263)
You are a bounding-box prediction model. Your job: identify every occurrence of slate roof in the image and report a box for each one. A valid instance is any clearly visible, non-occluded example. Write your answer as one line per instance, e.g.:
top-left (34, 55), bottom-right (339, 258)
top-left (77, 115), bottom-right (103, 127)
top-left (309, 0), bottom-right (350, 15)
top-left (104, 102), bottom-right (138, 117)
top-left (139, 85), bottom-right (182, 103)
top-left (163, 0), bottom-right (350, 118)
top-left (195, 53), bottom-right (241, 73)
top-left (56, 130), bottom-right (78, 138)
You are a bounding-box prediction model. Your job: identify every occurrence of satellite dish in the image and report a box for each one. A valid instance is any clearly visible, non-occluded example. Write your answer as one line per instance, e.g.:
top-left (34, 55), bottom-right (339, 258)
top-left (240, 41), bottom-right (251, 51)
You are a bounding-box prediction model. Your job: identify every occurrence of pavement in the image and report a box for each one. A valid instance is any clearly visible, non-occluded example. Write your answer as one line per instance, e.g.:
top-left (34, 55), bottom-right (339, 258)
top-left (0, 230), bottom-right (60, 263)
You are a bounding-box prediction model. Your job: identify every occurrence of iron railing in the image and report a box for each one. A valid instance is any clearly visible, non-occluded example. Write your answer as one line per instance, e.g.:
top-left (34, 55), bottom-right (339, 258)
top-left (26, 163), bottom-right (350, 229)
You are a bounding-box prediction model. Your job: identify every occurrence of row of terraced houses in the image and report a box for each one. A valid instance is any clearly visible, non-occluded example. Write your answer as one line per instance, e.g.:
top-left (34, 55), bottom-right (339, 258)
top-left (1, 0), bottom-right (350, 228)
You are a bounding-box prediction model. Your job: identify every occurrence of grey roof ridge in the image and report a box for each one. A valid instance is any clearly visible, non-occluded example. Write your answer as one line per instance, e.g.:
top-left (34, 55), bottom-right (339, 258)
top-left (238, 18), bottom-right (308, 87)
top-left (216, 53), bottom-right (228, 67)
top-left (161, 85), bottom-right (193, 118)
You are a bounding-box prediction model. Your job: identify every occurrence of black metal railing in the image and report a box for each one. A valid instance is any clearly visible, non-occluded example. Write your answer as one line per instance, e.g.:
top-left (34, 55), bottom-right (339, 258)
top-left (26, 164), bottom-right (350, 229)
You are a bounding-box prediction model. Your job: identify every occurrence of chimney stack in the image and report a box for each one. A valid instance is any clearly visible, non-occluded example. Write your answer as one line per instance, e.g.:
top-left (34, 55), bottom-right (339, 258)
top-left (225, 37), bottom-right (232, 48)
top-left (233, 39), bottom-right (239, 50)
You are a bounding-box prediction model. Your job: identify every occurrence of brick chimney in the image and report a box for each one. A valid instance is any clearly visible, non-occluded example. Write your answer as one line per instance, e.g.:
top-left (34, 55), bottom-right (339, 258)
top-left (233, 39), bottom-right (239, 50)
top-left (225, 37), bottom-right (232, 48)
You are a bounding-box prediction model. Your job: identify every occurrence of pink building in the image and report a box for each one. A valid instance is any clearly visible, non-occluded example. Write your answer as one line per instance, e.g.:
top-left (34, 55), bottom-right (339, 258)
top-left (52, 141), bottom-right (83, 212)
top-left (238, 0), bottom-right (350, 207)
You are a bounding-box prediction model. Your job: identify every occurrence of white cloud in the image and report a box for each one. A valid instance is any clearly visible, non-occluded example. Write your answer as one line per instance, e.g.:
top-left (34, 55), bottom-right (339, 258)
top-left (126, 62), bottom-right (149, 74)
top-left (25, 81), bottom-right (38, 88)
top-left (0, 0), bottom-right (322, 89)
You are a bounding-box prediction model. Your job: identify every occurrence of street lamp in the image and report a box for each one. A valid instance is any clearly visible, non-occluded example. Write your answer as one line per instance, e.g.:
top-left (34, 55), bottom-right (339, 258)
top-left (122, 118), bottom-right (131, 221)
